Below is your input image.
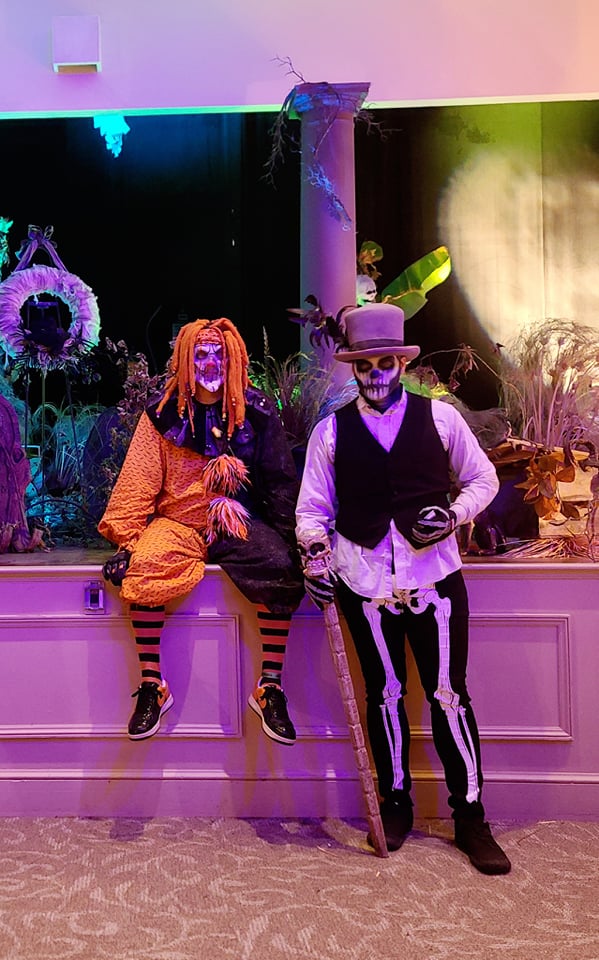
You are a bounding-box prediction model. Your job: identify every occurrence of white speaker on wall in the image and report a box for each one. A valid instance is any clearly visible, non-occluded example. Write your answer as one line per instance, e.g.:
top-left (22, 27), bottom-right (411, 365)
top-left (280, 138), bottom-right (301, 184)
top-left (52, 15), bottom-right (101, 74)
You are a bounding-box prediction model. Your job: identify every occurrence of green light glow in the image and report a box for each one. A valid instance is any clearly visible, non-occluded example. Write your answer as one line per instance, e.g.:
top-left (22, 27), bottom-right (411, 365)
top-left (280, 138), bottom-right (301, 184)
top-left (0, 104), bottom-right (282, 121)
top-left (2, 89), bottom-right (599, 123)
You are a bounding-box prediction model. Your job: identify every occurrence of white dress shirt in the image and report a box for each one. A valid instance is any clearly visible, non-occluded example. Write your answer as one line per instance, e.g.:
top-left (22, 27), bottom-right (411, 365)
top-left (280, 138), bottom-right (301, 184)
top-left (296, 390), bottom-right (499, 596)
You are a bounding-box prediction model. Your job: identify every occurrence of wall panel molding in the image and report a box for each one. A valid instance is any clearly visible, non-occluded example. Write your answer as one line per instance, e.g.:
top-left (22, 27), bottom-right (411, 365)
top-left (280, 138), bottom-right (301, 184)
top-left (411, 613), bottom-right (572, 741)
top-left (1, 560), bottom-right (598, 818)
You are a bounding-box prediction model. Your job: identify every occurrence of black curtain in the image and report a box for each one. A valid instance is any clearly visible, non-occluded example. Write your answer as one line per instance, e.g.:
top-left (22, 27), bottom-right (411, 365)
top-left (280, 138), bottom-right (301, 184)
top-left (355, 107), bottom-right (501, 410)
top-left (0, 112), bottom-right (301, 408)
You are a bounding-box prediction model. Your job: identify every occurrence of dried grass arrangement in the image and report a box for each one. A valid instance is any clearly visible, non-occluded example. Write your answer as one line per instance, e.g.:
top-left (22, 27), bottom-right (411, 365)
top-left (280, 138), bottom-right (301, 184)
top-left (499, 318), bottom-right (599, 453)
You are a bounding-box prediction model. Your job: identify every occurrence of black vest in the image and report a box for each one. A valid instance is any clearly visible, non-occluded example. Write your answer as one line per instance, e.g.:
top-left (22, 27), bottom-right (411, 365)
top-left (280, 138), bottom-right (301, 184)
top-left (334, 393), bottom-right (451, 549)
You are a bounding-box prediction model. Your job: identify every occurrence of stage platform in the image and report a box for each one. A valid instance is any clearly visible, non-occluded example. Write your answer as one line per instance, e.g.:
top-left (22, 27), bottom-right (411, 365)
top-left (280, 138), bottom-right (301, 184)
top-left (1, 550), bottom-right (598, 819)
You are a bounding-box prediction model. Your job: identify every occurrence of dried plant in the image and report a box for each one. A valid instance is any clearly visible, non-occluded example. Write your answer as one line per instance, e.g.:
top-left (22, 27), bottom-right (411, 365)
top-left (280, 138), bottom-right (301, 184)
top-left (498, 318), bottom-right (599, 452)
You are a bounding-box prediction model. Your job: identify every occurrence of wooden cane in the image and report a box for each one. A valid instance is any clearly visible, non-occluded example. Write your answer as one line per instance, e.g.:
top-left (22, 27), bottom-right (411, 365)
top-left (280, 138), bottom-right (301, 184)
top-left (323, 601), bottom-right (389, 858)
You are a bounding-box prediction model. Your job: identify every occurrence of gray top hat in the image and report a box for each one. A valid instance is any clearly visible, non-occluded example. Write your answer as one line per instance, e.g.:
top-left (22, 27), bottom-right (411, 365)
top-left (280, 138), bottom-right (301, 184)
top-left (334, 303), bottom-right (421, 363)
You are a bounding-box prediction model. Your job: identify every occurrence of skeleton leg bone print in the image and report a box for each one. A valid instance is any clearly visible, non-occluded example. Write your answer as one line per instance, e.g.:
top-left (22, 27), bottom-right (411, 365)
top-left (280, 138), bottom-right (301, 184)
top-left (362, 584), bottom-right (481, 804)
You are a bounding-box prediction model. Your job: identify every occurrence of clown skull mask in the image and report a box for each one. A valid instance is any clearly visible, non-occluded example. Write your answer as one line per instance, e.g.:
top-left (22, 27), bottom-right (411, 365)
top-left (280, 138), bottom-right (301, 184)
top-left (353, 354), bottom-right (405, 409)
top-left (194, 339), bottom-right (224, 393)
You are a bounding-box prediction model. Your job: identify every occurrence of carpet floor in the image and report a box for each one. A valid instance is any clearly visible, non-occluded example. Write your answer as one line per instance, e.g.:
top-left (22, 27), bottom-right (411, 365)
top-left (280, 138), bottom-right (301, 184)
top-left (1, 817), bottom-right (598, 960)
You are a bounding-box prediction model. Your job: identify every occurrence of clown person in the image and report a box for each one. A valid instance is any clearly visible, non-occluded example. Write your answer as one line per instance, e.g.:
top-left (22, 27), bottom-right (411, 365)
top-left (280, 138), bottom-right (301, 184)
top-left (296, 302), bottom-right (511, 875)
top-left (99, 318), bottom-right (303, 745)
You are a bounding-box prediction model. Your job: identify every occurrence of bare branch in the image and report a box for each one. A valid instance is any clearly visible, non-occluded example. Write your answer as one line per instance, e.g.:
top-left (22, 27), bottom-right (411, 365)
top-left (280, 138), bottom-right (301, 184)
top-left (271, 55), bottom-right (305, 83)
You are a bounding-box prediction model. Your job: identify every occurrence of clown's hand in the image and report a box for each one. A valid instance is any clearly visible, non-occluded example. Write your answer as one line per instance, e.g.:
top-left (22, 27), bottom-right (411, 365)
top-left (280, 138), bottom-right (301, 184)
top-left (102, 549), bottom-right (131, 586)
top-left (412, 506), bottom-right (457, 546)
top-left (299, 535), bottom-right (336, 609)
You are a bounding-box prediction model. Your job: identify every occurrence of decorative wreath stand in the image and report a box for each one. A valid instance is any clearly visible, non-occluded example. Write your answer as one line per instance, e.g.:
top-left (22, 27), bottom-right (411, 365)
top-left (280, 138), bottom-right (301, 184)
top-left (0, 225), bottom-right (101, 532)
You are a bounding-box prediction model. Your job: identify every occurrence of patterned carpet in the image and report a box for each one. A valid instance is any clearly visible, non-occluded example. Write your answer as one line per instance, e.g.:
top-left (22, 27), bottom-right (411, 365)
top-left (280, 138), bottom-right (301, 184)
top-left (1, 817), bottom-right (598, 960)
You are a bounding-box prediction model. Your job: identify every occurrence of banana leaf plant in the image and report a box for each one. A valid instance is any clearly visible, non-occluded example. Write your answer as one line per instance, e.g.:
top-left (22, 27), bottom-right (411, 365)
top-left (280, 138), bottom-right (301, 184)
top-left (379, 245), bottom-right (452, 319)
top-left (291, 245), bottom-right (452, 350)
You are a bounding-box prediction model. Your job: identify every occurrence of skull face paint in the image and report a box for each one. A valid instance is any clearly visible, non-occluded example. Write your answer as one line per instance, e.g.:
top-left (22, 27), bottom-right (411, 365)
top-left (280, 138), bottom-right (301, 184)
top-left (352, 355), bottom-right (404, 408)
top-left (194, 340), bottom-right (224, 392)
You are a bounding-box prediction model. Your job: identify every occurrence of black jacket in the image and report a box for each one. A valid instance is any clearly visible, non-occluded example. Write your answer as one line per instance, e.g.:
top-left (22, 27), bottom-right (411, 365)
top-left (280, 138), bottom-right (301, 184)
top-left (146, 386), bottom-right (299, 548)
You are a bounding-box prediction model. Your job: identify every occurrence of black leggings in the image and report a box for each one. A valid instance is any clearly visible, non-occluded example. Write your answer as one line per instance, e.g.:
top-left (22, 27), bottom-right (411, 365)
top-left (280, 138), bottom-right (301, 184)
top-left (336, 570), bottom-right (484, 815)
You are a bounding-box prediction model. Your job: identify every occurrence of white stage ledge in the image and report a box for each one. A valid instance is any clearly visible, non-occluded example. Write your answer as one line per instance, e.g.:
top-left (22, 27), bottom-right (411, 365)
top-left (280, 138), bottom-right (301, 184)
top-left (1, 551), bottom-right (598, 820)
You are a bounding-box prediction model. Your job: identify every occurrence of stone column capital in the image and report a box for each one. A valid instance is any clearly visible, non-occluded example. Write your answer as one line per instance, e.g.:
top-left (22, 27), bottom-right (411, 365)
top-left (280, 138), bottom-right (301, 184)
top-left (290, 82), bottom-right (370, 120)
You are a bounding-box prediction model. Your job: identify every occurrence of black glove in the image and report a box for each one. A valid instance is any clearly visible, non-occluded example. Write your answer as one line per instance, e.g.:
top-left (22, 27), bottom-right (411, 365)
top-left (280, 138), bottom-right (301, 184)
top-left (411, 506), bottom-right (457, 546)
top-left (304, 572), bottom-right (336, 610)
top-left (102, 549), bottom-right (131, 586)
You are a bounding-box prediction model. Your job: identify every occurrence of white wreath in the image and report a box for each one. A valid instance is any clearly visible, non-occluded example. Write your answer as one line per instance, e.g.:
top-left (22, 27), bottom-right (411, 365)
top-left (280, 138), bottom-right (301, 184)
top-left (0, 264), bottom-right (101, 361)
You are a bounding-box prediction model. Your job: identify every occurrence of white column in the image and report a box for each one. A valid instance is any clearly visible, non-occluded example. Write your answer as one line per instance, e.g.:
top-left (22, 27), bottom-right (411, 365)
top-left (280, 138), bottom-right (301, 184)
top-left (291, 81), bottom-right (370, 378)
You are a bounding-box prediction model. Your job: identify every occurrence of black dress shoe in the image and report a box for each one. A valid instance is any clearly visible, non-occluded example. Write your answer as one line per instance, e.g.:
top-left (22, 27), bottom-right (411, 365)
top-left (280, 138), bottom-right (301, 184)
top-left (454, 818), bottom-right (511, 875)
top-left (367, 795), bottom-right (414, 852)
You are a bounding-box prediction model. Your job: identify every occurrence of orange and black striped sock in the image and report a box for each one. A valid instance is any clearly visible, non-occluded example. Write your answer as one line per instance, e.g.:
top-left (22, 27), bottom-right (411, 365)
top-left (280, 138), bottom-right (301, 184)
top-left (130, 603), bottom-right (165, 683)
top-left (256, 603), bottom-right (291, 686)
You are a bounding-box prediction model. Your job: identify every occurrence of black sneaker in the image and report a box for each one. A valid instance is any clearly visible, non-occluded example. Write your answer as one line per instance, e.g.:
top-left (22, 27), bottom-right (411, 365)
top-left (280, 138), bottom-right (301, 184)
top-left (128, 680), bottom-right (174, 740)
top-left (248, 680), bottom-right (296, 745)
top-left (455, 818), bottom-right (511, 875)
top-left (367, 794), bottom-right (414, 851)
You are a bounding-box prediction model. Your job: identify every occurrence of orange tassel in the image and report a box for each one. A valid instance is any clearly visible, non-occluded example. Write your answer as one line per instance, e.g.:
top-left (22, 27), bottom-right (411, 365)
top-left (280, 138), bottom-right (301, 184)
top-left (205, 497), bottom-right (250, 545)
top-left (203, 454), bottom-right (249, 496)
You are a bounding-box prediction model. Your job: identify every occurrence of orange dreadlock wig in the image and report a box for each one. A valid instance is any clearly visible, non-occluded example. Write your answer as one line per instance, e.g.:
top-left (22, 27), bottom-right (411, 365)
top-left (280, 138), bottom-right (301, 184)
top-left (156, 318), bottom-right (249, 439)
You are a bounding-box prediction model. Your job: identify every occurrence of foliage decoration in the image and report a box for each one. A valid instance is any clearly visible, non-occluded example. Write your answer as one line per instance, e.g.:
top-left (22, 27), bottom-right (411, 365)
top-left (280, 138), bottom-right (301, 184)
top-left (249, 334), bottom-right (356, 449)
top-left (357, 240), bottom-right (384, 282)
top-left (0, 215), bottom-right (13, 280)
top-left (287, 295), bottom-right (348, 352)
top-left (289, 247), bottom-right (453, 353)
top-left (80, 340), bottom-right (166, 525)
top-left (414, 321), bottom-right (599, 557)
top-left (379, 246), bottom-right (452, 319)
top-left (514, 449), bottom-right (578, 520)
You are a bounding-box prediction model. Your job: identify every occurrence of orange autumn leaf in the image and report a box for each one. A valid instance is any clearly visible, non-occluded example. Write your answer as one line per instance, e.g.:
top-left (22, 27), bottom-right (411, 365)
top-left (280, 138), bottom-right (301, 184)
top-left (538, 473), bottom-right (558, 498)
top-left (521, 484), bottom-right (540, 502)
top-left (533, 495), bottom-right (560, 518)
top-left (555, 464), bottom-right (576, 483)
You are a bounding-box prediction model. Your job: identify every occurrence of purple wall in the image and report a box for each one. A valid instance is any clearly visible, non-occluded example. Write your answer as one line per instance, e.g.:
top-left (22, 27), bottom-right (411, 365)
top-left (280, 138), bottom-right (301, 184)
top-left (0, 0), bottom-right (598, 118)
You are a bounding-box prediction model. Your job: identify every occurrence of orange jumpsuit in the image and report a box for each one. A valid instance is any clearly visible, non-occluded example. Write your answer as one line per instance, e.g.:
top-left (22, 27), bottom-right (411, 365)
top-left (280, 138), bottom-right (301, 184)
top-left (98, 412), bottom-right (210, 606)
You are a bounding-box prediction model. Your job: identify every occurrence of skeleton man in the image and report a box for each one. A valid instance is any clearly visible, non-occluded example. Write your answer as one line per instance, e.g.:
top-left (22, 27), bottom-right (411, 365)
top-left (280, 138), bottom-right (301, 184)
top-left (296, 302), bottom-right (511, 875)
